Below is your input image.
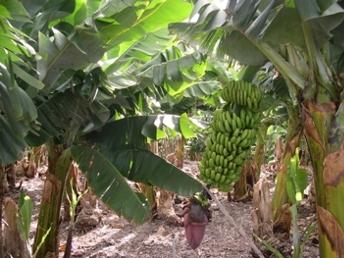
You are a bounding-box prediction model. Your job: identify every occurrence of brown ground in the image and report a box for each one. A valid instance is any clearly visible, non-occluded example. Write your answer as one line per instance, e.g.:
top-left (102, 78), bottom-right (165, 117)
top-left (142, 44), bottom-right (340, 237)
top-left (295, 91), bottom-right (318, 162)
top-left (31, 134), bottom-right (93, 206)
top-left (13, 160), bottom-right (319, 258)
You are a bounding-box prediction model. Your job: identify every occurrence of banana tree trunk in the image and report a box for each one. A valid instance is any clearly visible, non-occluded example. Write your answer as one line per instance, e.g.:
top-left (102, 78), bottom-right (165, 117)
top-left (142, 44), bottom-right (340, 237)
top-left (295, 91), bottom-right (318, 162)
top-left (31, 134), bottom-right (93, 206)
top-left (32, 142), bottom-right (72, 258)
top-left (303, 101), bottom-right (344, 258)
top-left (271, 108), bottom-right (302, 222)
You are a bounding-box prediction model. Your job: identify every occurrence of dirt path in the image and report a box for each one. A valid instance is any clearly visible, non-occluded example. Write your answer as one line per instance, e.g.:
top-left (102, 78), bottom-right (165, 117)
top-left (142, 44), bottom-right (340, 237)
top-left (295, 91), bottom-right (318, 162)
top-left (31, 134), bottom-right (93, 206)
top-left (66, 195), bottom-right (253, 258)
top-left (20, 162), bottom-right (254, 258)
top-left (14, 160), bottom-right (320, 258)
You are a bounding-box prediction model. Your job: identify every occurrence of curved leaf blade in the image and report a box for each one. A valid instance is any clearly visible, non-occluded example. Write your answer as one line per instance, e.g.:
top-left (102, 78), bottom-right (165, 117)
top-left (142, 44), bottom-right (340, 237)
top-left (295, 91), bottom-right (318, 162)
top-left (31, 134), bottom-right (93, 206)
top-left (98, 147), bottom-right (203, 197)
top-left (128, 149), bottom-right (203, 196)
top-left (71, 145), bottom-right (150, 224)
top-left (83, 116), bottom-right (204, 196)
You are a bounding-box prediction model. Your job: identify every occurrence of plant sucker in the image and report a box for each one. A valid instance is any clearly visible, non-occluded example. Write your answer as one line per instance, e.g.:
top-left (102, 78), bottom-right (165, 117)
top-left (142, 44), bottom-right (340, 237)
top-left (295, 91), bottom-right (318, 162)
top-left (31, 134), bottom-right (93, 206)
top-left (200, 81), bottom-right (262, 191)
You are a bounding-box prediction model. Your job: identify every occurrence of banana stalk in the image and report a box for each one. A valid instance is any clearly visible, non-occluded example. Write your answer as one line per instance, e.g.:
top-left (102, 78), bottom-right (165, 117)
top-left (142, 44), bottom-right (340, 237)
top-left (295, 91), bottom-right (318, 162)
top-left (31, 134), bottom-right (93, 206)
top-left (304, 101), bottom-right (344, 258)
top-left (33, 141), bottom-right (72, 257)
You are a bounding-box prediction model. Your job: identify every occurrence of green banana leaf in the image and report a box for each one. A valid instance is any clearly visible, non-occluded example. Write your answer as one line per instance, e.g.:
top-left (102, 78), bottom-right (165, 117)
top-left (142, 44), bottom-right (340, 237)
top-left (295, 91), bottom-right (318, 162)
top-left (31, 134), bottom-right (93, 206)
top-left (26, 90), bottom-right (110, 146)
top-left (0, 63), bottom-right (37, 164)
top-left (83, 116), bottom-right (203, 196)
top-left (71, 145), bottom-right (150, 224)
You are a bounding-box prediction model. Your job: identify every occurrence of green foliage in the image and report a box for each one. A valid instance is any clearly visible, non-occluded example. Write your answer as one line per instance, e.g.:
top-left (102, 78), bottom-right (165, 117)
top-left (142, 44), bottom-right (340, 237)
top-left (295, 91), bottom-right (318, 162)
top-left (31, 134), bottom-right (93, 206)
top-left (186, 134), bottom-right (206, 159)
top-left (174, 0), bottom-right (344, 100)
top-left (0, 3), bottom-right (39, 164)
top-left (179, 113), bottom-right (198, 139)
top-left (82, 116), bottom-right (203, 196)
top-left (186, 110), bottom-right (213, 160)
top-left (286, 148), bottom-right (308, 204)
top-left (26, 89), bottom-right (110, 146)
top-left (0, 63), bottom-right (37, 164)
top-left (265, 124), bottom-right (287, 162)
top-left (17, 192), bottom-right (33, 241)
top-left (37, 28), bottom-right (104, 89)
top-left (285, 148), bottom-right (309, 258)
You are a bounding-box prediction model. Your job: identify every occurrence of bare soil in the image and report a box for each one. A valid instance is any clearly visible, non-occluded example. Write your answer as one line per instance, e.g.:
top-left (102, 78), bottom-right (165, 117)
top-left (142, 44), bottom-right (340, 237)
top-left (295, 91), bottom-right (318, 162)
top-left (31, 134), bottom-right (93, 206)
top-left (11, 160), bottom-right (319, 258)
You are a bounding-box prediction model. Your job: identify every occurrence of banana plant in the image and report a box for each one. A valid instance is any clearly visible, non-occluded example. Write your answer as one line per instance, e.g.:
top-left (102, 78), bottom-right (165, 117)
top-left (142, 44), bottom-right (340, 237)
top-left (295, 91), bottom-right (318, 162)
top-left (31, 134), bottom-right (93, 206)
top-left (177, 1), bottom-right (344, 257)
top-left (2, 1), bottom-right (207, 257)
top-left (27, 82), bottom-right (204, 257)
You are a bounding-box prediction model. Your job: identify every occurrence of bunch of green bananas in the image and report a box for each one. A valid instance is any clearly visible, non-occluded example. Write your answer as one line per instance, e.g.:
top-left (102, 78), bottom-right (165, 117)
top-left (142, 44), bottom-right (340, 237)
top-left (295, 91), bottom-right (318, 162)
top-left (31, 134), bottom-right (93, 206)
top-left (221, 80), bottom-right (261, 109)
top-left (200, 81), bottom-right (261, 191)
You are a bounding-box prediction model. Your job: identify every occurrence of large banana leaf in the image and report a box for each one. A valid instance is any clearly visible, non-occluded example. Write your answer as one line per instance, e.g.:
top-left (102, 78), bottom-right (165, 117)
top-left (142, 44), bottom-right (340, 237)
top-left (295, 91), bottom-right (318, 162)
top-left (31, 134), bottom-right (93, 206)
top-left (26, 90), bottom-right (109, 146)
top-left (83, 116), bottom-right (203, 196)
top-left (104, 29), bottom-right (174, 74)
top-left (0, 3), bottom-right (42, 90)
top-left (104, 37), bottom-right (219, 114)
top-left (104, 38), bottom-right (207, 97)
top-left (171, 0), bottom-right (304, 86)
top-left (0, 116), bottom-right (27, 164)
top-left (71, 145), bottom-right (150, 224)
top-left (99, 0), bottom-right (193, 55)
top-left (0, 5), bottom-right (42, 164)
top-left (35, 0), bottom-right (193, 92)
top-left (37, 28), bottom-right (105, 89)
top-left (0, 63), bottom-right (37, 164)
top-left (182, 81), bottom-right (221, 98)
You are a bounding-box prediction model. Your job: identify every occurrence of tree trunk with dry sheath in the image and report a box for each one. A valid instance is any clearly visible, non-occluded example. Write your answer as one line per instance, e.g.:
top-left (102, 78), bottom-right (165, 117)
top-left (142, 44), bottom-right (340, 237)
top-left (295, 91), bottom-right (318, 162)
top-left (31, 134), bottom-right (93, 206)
top-left (303, 101), bottom-right (344, 258)
top-left (3, 197), bottom-right (29, 258)
top-left (32, 142), bottom-right (72, 258)
top-left (233, 161), bottom-right (255, 201)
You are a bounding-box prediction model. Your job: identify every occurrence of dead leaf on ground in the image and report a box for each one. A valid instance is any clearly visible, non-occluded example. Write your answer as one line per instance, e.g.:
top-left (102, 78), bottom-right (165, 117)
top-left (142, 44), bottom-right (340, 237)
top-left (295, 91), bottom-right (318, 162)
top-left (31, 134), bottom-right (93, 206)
top-left (273, 204), bottom-right (291, 236)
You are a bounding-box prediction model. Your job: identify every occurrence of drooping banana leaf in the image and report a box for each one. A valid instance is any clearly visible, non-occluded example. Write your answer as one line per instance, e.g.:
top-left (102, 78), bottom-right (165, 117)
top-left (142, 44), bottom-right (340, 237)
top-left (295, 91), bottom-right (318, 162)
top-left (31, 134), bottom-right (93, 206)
top-left (0, 63), bottom-right (37, 164)
top-left (83, 116), bottom-right (204, 196)
top-left (71, 145), bottom-right (150, 224)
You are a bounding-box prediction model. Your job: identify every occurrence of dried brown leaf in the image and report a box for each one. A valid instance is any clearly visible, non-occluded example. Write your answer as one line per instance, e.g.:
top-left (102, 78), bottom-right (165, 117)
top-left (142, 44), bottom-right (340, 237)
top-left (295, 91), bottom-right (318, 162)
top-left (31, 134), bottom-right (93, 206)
top-left (252, 178), bottom-right (272, 237)
top-left (304, 110), bottom-right (324, 147)
top-left (317, 206), bottom-right (344, 257)
top-left (308, 101), bottom-right (336, 113)
top-left (323, 147), bottom-right (344, 186)
top-left (3, 197), bottom-right (29, 257)
top-left (273, 203), bottom-right (291, 235)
